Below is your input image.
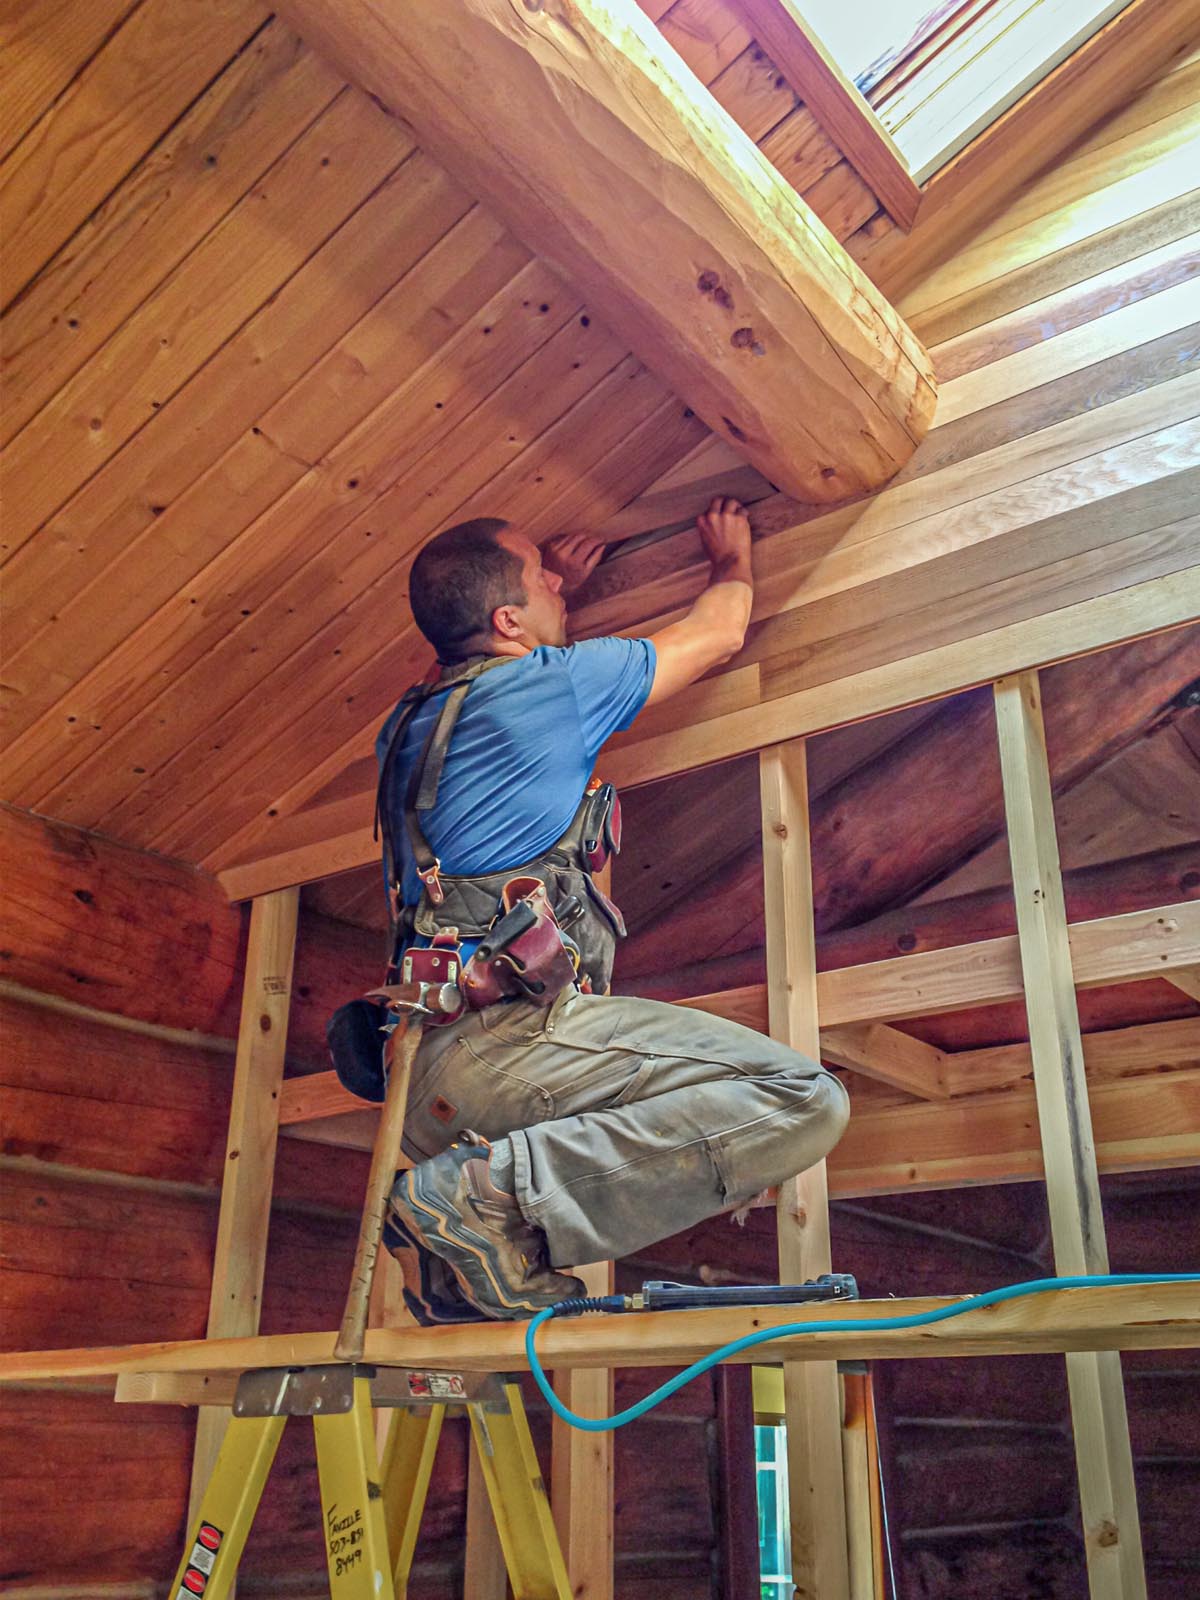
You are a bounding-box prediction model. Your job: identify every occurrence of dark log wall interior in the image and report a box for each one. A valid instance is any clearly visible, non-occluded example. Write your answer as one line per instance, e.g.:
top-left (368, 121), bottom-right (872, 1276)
top-left (0, 804), bottom-right (744, 1598)
top-left (624, 1174), bottom-right (1200, 1600)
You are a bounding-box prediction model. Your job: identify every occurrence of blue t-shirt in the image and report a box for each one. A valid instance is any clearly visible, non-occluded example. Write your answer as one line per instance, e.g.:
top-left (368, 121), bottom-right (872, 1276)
top-left (376, 637), bottom-right (656, 956)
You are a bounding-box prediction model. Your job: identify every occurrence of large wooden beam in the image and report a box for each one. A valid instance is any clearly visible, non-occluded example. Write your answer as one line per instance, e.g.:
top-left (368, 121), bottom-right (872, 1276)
top-left (274, 0), bottom-right (935, 508)
top-left (759, 740), bottom-right (851, 1600)
top-left (995, 670), bottom-right (1146, 1599)
top-left (2, 1283), bottom-right (1196, 1386)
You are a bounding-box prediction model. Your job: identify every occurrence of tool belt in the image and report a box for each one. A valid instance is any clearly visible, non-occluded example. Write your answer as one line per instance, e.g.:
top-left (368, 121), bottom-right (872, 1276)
top-left (376, 655), bottom-right (625, 998)
top-left (327, 656), bottom-right (626, 1101)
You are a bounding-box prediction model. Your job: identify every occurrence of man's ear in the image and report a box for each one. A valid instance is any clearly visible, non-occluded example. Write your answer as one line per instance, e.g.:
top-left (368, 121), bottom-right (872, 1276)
top-left (491, 602), bottom-right (524, 641)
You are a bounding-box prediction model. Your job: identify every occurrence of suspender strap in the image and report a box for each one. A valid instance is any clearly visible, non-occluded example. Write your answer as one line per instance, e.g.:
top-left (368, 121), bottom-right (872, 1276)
top-left (376, 656), bottom-right (509, 925)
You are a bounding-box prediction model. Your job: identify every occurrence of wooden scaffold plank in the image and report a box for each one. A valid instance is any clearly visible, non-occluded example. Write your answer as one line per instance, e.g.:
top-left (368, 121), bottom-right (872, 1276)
top-left (994, 670), bottom-right (1147, 1600)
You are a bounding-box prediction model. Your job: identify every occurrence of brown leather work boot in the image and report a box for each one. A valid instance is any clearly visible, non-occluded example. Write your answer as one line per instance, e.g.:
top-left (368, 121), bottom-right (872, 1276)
top-left (388, 1132), bottom-right (584, 1319)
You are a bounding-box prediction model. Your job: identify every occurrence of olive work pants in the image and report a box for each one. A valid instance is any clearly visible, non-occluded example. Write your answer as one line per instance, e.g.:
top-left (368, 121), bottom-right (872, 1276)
top-left (401, 987), bottom-right (850, 1269)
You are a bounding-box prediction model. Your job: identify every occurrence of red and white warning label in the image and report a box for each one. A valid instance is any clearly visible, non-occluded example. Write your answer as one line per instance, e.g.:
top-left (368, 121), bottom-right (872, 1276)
top-left (406, 1371), bottom-right (466, 1399)
top-left (175, 1523), bottom-right (223, 1600)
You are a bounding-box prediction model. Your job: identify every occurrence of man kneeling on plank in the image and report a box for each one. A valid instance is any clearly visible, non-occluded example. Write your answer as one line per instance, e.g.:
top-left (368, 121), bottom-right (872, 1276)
top-left (375, 498), bottom-right (849, 1322)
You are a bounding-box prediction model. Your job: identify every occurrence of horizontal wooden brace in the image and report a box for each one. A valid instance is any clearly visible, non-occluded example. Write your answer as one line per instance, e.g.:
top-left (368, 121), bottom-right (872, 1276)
top-left (215, 571), bottom-right (1199, 901)
top-left (3, 1282), bottom-right (1196, 1389)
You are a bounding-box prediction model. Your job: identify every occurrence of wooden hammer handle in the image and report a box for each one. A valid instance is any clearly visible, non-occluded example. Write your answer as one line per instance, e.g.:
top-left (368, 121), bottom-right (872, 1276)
top-left (334, 1016), bottom-right (422, 1362)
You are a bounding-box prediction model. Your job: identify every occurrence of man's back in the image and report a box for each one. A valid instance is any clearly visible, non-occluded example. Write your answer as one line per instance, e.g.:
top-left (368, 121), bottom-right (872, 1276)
top-left (376, 636), bottom-right (654, 910)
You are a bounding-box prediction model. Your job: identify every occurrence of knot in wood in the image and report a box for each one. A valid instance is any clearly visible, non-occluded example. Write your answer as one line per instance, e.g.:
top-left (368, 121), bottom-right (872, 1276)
top-left (1096, 1519), bottom-right (1120, 1549)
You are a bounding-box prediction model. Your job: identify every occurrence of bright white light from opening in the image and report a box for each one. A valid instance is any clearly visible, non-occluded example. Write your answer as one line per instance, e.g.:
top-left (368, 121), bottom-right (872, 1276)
top-left (798, 0), bottom-right (940, 83)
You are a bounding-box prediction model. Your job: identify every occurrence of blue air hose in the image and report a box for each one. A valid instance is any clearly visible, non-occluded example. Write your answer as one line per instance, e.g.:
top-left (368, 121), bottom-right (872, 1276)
top-left (524, 1273), bottom-right (1200, 1433)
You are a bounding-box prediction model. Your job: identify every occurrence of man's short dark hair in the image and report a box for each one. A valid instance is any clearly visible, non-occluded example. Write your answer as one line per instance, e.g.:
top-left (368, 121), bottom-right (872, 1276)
top-left (409, 518), bottom-right (527, 660)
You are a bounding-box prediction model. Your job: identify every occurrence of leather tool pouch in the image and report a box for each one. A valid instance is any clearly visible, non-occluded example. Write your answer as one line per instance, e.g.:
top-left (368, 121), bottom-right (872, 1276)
top-left (462, 875), bottom-right (579, 1009)
top-left (579, 780), bottom-right (621, 873)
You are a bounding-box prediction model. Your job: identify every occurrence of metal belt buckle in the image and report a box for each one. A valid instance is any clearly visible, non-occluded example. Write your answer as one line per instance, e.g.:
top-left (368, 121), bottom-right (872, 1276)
top-left (417, 858), bottom-right (445, 905)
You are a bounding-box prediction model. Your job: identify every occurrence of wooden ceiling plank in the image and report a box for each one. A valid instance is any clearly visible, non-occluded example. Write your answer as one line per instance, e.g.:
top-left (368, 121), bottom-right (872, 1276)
top-left (601, 569), bottom-right (1200, 795)
top-left (158, 343), bottom-right (668, 864)
top-left (591, 460), bottom-right (774, 547)
top-left (903, 322), bottom-right (1200, 487)
top-left (935, 275), bottom-right (1200, 425)
top-left (737, 0), bottom-right (921, 228)
top-left (128, 347), bottom-right (671, 856)
top-left (0, 158), bottom-right (485, 761)
top-left (656, 0), bottom-right (754, 86)
top-left (761, 514), bottom-right (1200, 715)
top-left (950, 81), bottom-right (1200, 262)
top-left (908, 189), bottom-right (1200, 349)
top-left (758, 104), bottom-right (843, 195)
top-left (1, 144), bottom-right (443, 665)
top-left (819, 1023), bottom-right (948, 1099)
top-left (0, 0), bottom-right (143, 165)
top-left (0, 0), bottom-right (266, 308)
top-left (893, 92), bottom-right (1200, 320)
top-left (847, 0), bottom-right (1200, 305)
top-left (799, 159), bottom-right (879, 243)
top-left (19, 280), bottom-right (613, 828)
top-left (1058, 41), bottom-right (1200, 166)
top-left (749, 475), bottom-right (1200, 701)
top-left (708, 43), bottom-right (801, 144)
top-left (0, 88), bottom-right (411, 559)
top-left (108, 347), bottom-right (678, 851)
top-left (1, 23), bottom-right (344, 450)
top-left (2, 1280), bottom-right (1196, 1385)
top-left (273, 0), bottom-right (936, 504)
top-left (573, 373), bottom-right (1200, 644)
top-left (175, 360), bottom-right (697, 862)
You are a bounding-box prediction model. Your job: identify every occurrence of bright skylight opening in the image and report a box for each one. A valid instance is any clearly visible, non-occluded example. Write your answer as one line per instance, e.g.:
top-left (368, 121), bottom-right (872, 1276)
top-left (800, 0), bottom-right (943, 84)
top-left (798, 0), bottom-right (1135, 184)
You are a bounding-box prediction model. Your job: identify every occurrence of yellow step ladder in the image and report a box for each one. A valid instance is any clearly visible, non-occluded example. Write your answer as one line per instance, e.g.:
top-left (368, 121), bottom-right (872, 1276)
top-left (170, 1363), bottom-right (571, 1600)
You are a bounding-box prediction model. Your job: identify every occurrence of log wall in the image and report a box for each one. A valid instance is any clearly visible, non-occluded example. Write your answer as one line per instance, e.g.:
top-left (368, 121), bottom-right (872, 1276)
top-left (0, 805), bottom-right (742, 1597)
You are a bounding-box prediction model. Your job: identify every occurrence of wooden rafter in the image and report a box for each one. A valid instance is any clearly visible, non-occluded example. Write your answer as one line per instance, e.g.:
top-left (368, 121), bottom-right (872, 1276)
top-left (274, 0), bottom-right (935, 507)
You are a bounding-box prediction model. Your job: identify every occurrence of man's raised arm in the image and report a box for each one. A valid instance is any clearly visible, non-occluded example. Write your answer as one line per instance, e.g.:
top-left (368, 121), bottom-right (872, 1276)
top-left (644, 496), bottom-right (753, 706)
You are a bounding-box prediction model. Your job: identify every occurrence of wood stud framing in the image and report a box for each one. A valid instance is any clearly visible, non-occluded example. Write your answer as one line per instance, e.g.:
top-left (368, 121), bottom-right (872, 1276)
top-left (994, 671), bottom-right (1147, 1599)
top-left (188, 887), bottom-right (299, 1520)
top-left (760, 741), bottom-right (852, 1600)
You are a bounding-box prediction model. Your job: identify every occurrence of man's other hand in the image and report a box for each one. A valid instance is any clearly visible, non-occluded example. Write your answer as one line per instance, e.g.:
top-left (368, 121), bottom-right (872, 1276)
top-left (696, 496), bottom-right (751, 571)
top-left (542, 531), bottom-right (607, 592)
